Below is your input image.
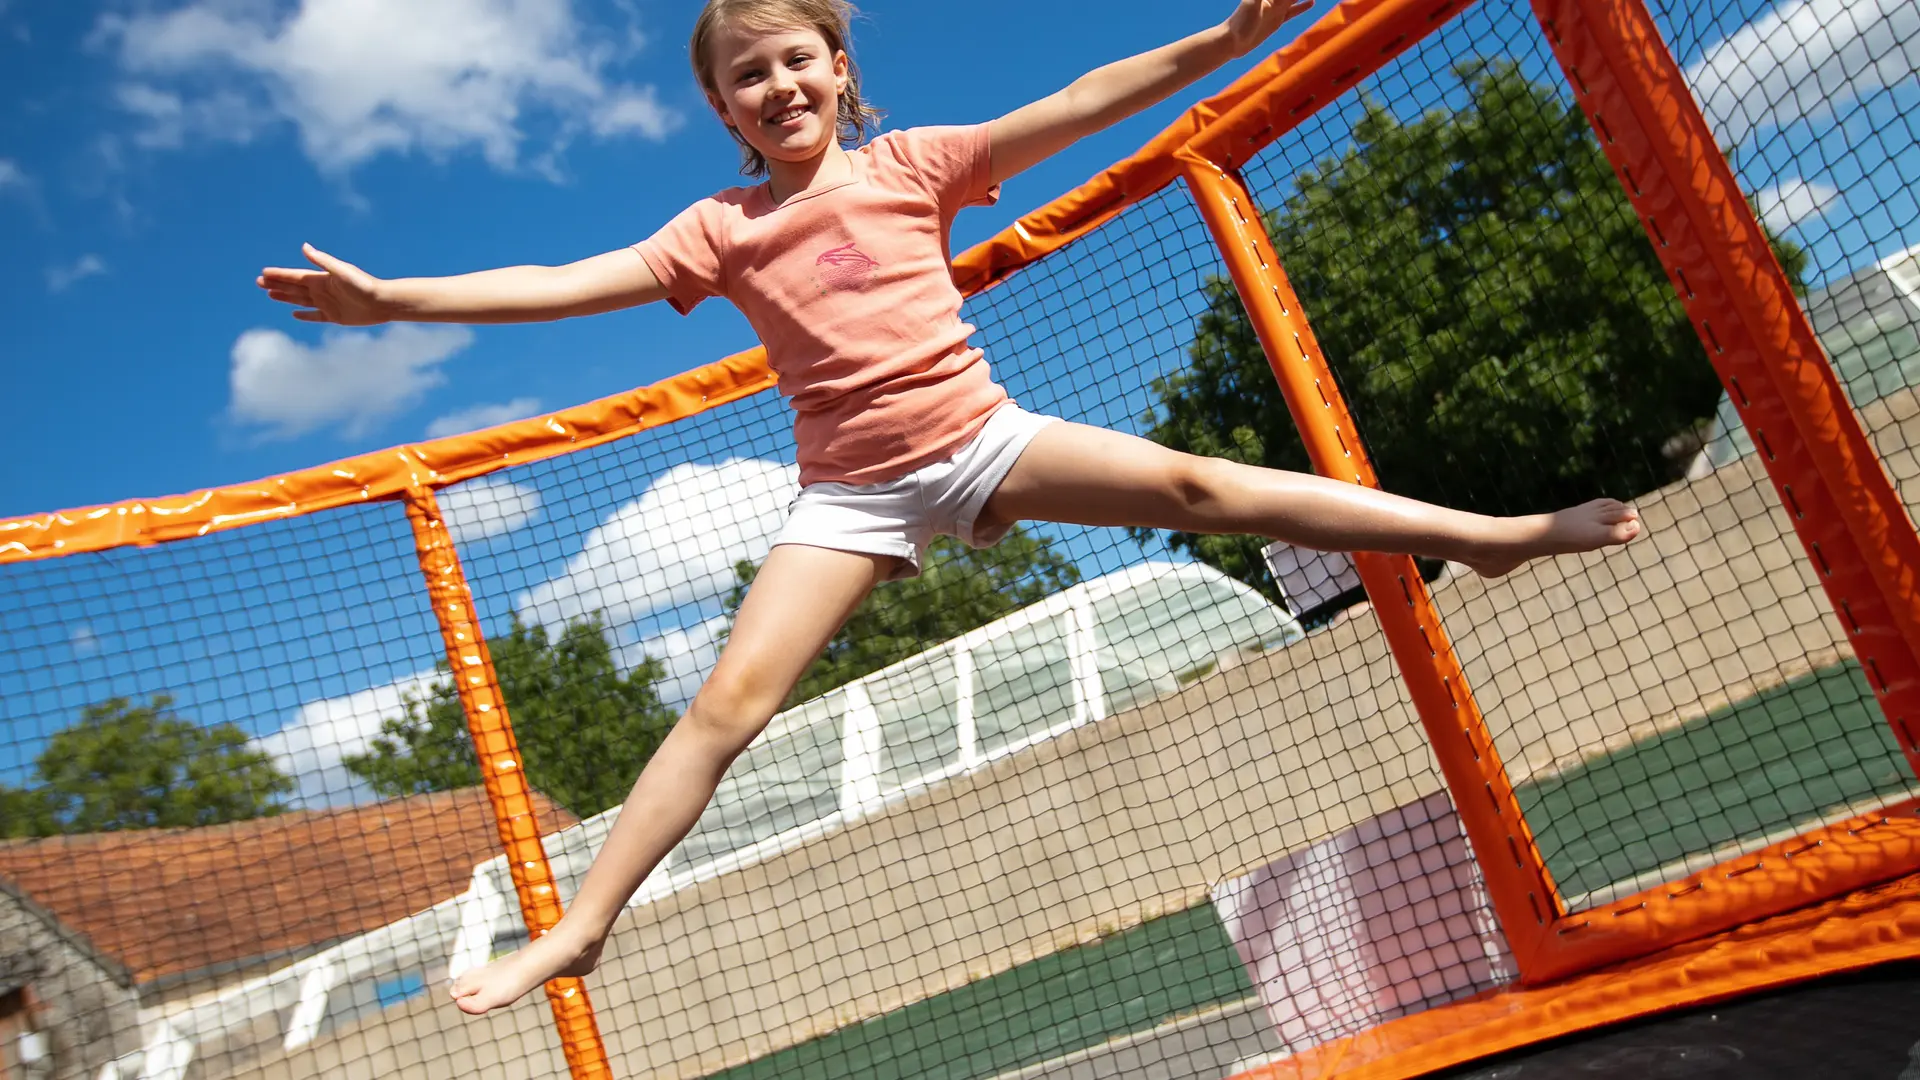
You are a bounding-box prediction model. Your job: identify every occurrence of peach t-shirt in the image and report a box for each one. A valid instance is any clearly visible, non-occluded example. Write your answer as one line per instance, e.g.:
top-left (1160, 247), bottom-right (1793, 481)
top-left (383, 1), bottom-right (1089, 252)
top-left (632, 125), bottom-right (1009, 486)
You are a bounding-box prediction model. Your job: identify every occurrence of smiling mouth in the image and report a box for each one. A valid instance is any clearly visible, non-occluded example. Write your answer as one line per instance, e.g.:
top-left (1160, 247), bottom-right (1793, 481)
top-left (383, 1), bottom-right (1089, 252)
top-left (765, 105), bottom-right (811, 126)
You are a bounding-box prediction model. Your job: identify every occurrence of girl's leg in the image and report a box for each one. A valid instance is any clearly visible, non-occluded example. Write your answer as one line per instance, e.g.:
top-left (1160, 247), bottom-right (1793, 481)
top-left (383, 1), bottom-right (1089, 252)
top-left (449, 543), bottom-right (897, 1015)
top-left (981, 423), bottom-right (1639, 576)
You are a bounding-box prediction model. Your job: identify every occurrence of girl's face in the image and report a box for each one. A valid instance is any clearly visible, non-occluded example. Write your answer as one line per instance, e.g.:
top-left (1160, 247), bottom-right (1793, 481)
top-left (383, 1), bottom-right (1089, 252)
top-left (706, 21), bottom-right (849, 168)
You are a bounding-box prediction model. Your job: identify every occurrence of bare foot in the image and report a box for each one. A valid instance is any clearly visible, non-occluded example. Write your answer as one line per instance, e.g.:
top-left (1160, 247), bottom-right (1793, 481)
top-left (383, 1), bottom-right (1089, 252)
top-left (1463, 498), bottom-right (1641, 579)
top-left (448, 926), bottom-right (603, 1016)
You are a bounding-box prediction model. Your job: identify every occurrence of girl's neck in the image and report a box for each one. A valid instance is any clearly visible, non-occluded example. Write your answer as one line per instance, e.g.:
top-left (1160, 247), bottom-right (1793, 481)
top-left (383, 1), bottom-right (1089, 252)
top-left (764, 143), bottom-right (853, 206)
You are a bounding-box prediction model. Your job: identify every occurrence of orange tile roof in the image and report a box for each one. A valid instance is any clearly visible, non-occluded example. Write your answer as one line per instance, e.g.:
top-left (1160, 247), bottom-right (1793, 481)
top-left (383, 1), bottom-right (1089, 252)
top-left (0, 788), bottom-right (577, 990)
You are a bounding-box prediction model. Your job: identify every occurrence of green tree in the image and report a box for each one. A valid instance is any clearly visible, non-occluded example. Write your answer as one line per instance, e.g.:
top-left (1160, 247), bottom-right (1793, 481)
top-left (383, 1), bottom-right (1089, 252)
top-left (344, 615), bottom-right (677, 818)
top-left (2, 695), bottom-right (293, 837)
top-left (1142, 61), bottom-right (1807, 605)
top-left (724, 526), bottom-right (1082, 707)
top-left (0, 785), bottom-right (57, 839)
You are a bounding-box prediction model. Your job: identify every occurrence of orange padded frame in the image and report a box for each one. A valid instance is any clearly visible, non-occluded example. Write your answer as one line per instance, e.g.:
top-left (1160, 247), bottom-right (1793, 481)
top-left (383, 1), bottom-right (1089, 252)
top-left (1180, 155), bottom-right (1563, 970)
top-left (1537, 0), bottom-right (1920, 784)
top-left (0, 348), bottom-right (778, 564)
top-left (405, 488), bottom-right (612, 1079)
top-left (1511, 0), bottom-right (1920, 978)
top-left (1188, 0), bottom-right (1920, 1041)
top-left (1175, 0), bottom-right (1920, 1039)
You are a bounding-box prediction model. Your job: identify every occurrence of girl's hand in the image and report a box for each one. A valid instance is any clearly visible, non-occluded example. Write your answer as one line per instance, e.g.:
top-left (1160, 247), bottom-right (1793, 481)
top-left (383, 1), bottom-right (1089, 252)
top-left (257, 244), bottom-right (393, 325)
top-left (1223, 0), bottom-right (1316, 58)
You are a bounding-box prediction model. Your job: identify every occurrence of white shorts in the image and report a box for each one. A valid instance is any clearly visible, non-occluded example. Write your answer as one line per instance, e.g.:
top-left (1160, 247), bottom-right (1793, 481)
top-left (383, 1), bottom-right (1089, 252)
top-left (774, 403), bottom-right (1061, 581)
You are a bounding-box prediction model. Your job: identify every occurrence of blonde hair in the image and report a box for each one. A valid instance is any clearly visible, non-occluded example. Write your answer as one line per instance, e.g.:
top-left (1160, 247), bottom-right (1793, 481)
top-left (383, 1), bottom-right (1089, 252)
top-left (690, 0), bottom-right (884, 177)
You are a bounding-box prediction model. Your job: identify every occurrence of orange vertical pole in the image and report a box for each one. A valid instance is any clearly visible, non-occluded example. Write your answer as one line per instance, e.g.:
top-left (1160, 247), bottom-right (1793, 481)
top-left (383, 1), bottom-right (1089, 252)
top-left (404, 488), bottom-right (613, 1079)
top-left (1531, 0), bottom-right (1920, 779)
top-left (1178, 151), bottom-right (1562, 976)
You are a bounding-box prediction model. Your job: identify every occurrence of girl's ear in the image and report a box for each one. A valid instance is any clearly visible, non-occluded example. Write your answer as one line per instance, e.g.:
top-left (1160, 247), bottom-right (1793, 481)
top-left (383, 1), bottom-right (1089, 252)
top-left (833, 49), bottom-right (849, 93)
top-left (707, 93), bottom-right (736, 128)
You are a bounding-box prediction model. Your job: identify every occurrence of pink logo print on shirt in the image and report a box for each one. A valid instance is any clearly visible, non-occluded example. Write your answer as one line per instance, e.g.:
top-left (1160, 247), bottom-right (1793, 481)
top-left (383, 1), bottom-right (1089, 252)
top-left (815, 242), bottom-right (879, 289)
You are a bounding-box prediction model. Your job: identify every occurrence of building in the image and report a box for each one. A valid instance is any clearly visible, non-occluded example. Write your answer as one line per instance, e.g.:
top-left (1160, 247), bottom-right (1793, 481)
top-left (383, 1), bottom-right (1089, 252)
top-left (0, 788), bottom-right (577, 1078)
top-left (0, 880), bottom-right (140, 1080)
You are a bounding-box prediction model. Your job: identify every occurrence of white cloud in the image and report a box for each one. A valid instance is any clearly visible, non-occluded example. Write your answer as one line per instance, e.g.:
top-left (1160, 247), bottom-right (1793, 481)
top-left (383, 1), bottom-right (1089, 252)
top-left (0, 158), bottom-right (24, 192)
top-left (114, 82), bottom-right (269, 150)
top-left (46, 254), bottom-right (107, 293)
top-left (227, 323), bottom-right (473, 440)
top-left (1685, 0), bottom-right (1920, 145)
top-left (439, 476), bottom-right (541, 545)
top-left (591, 86), bottom-right (678, 139)
top-left (518, 458), bottom-right (797, 632)
top-left (426, 396), bottom-right (542, 438)
top-left (96, 0), bottom-right (681, 174)
top-left (1753, 177), bottom-right (1842, 233)
top-left (69, 625), bottom-right (99, 658)
top-left (255, 670), bottom-right (442, 810)
top-left (619, 615), bottom-right (728, 711)
top-left (261, 462), bottom-right (798, 807)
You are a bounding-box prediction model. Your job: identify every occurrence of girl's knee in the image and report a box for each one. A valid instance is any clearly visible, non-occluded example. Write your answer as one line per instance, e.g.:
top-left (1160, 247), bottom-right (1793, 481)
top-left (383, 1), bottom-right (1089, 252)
top-left (686, 669), bottom-right (782, 740)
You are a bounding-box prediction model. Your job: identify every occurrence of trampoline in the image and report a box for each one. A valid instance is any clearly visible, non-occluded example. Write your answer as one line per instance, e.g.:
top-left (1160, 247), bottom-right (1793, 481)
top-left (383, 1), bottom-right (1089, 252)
top-left (1432, 962), bottom-right (1920, 1079)
top-left (1, 0), bottom-right (1916, 1073)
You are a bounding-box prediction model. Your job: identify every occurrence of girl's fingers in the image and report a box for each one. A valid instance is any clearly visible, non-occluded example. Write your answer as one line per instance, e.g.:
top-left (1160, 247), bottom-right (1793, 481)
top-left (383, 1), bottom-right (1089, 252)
top-left (291, 309), bottom-right (329, 322)
top-left (302, 244), bottom-right (358, 278)
top-left (261, 267), bottom-right (324, 285)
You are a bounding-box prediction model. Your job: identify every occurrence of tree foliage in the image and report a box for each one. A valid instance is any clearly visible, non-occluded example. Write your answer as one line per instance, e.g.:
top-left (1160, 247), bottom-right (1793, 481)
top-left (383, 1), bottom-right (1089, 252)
top-left (1142, 62), bottom-right (1807, 604)
top-left (343, 615), bottom-right (677, 818)
top-left (725, 526), bottom-right (1081, 707)
top-left (0, 786), bottom-right (56, 838)
top-left (1, 695), bottom-right (293, 838)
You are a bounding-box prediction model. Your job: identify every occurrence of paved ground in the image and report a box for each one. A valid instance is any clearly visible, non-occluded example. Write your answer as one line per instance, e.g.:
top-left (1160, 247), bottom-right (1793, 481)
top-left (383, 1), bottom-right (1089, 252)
top-left (988, 997), bottom-right (1286, 1080)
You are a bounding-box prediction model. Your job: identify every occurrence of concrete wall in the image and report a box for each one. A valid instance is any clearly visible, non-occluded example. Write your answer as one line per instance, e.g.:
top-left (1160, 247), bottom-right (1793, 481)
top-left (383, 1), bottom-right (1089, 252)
top-left (232, 392), bottom-right (1920, 1080)
top-left (0, 883), bottom-right (143, 1080)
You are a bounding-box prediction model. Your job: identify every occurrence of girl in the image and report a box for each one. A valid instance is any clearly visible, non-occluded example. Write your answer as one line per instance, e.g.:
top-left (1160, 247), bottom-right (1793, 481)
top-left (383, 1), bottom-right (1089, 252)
top-left (259, 0), bottom-right (1640, 1016)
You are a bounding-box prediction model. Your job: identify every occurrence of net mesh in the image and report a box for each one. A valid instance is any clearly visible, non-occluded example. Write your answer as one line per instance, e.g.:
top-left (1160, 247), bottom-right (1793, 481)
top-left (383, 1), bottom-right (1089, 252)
top-left (0, 507), bottom-right (560, 1076)
top-left (1, 0), bottom-right (1916, 1077)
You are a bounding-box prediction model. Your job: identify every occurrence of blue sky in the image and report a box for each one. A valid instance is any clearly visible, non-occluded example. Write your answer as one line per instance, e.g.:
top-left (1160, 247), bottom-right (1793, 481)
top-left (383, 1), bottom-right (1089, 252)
top-left (2, 0), bottom-right (1915, 808)
top-left (0, 0), bottom-right (1324, 520)
top-left (3, 0), bottom-right (1913, 521)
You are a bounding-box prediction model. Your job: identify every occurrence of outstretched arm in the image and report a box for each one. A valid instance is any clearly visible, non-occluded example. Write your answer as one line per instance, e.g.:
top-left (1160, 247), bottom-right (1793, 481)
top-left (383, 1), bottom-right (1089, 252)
top-left (985, 0), bottom-right (1313, 186)
top-left (257, 243), bottom-right (669, 326)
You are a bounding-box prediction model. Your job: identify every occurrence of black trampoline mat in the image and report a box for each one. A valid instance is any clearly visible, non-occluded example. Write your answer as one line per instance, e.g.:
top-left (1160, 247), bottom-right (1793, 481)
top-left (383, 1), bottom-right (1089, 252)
top-left (1427, 962), bottom-right (1920, 1079)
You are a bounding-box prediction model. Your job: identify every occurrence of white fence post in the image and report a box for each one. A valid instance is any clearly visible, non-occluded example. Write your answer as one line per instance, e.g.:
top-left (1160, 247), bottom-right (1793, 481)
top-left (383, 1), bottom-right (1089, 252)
top-left (136, 1018), bottom-right (193, 1080)
top-left (954, 644), bottom-right (978, 771)
top-left (281, 960), bottom-right (342, 1052)
top-left (1069, 594), bottom-right (1105, 726)
top-left (448, 865), bottom-right (510, 980)
top-left (839, 683), bottom-right (883, 815)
